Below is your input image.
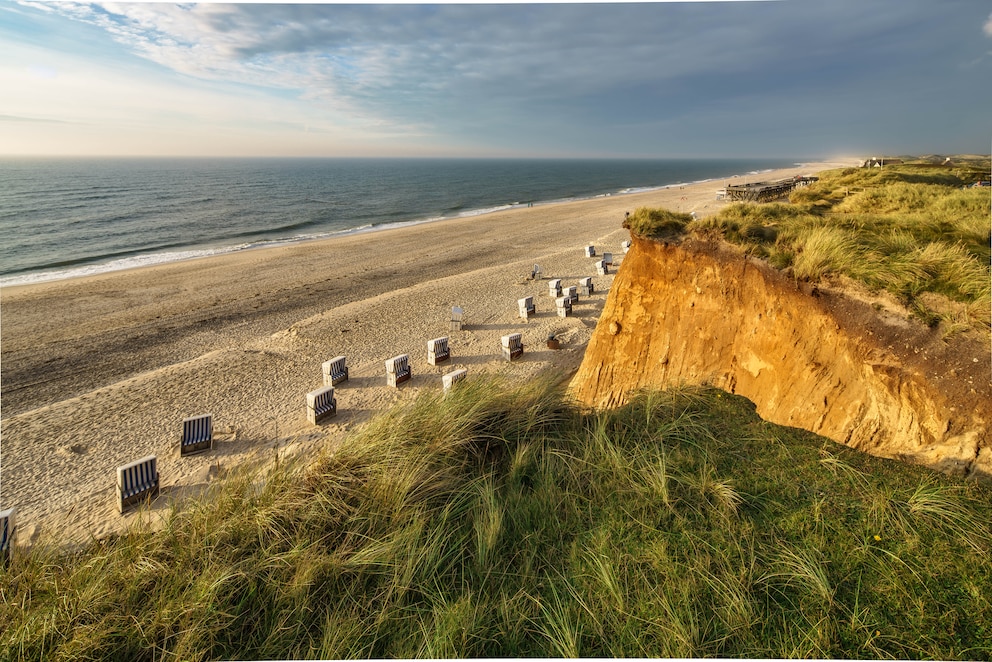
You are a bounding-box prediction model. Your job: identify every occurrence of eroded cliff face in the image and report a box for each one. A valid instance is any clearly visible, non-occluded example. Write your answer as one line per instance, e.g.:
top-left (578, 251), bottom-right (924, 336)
top-left (570, 237), bottom-right (992, 479)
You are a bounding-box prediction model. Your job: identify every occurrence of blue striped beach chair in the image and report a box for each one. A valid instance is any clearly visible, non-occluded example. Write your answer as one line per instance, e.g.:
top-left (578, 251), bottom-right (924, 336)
top-left (443, 368), bottom-right (468, 394)
top-left (518, 296), bottom-right (535, 319)
top-left (180, 414), bottom-right (213, 457)
top-left (428, 337), bottom-right (451, 365)
top-left (116, 456), bottom-right (160, 514)
top-left (548, 279), bottom-right (562, 298)
top-left (323, 356), bottom-right (349, 386)
top-left (501, 333), bottom-right (523, 361)
top-left (386, 354), bottom-right (412, 387)
top-left (579, 277), bottom-right (594, 296)
top-left (307, 386), bottom-right (337, 424)
top-left (0, 508), bottom-right (14, 567)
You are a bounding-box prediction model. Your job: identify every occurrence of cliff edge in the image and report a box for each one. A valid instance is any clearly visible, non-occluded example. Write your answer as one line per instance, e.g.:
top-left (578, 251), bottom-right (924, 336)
top-left (569, 236), bottom-right (992, 479)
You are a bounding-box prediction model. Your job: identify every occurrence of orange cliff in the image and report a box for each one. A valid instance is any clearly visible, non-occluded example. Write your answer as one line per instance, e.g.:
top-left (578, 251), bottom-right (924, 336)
top-left (569, 236), bottom-right (992, 479)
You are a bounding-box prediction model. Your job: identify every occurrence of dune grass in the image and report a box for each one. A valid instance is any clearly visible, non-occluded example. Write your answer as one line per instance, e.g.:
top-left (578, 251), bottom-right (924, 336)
top-left (622, 206), bottom-right (692, 240)
top-left (3, 378), bottom-right (991, 660)
top-left (683, 162), bottom-right (991, 332)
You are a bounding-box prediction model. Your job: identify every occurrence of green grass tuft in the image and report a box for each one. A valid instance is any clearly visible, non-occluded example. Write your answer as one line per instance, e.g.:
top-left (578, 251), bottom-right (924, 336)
top-left (2, 379), bottom-right (991, 659)
top-left (684, 161), bottom-right (992, 333)
top-left (623, 206), bottom-right (692, 239)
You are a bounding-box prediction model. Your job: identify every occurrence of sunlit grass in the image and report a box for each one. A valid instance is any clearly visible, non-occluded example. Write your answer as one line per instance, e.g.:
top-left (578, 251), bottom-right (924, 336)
top-left (683, 162), bottom-right (991, 333)
top-left (2, 378), bottom-right (991, 659)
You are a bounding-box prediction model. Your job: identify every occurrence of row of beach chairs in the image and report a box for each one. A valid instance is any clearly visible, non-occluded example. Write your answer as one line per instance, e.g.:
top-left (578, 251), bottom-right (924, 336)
top-left (1, 242), bottom-right (624, 558)
top-left (586, 240), bottom-right (630, 258)
top-left (106, 322), bottom-right (539, 518)
top-left (518, 275), bottom-right (595, 321)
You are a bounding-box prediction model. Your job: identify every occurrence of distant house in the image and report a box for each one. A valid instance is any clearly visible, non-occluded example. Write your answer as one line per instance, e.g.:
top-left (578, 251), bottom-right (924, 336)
top-left (861, 157), bottom-right (904, 168)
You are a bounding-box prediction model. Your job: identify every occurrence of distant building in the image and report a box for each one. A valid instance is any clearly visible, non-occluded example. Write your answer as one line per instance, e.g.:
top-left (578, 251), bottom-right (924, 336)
top-left (860, 157), bottom-right (904, 168)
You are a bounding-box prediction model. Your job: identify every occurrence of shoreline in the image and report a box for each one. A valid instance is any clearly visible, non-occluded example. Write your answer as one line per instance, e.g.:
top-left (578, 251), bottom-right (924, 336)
top-left (0, 160), bottom-right (837, 289)
top-left (0, 161), bottom-right (851, 545)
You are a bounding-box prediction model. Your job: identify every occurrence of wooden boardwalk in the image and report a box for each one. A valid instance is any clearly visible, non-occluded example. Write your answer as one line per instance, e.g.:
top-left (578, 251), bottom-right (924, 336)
top-left (726, 176), bottom-right (818, 203)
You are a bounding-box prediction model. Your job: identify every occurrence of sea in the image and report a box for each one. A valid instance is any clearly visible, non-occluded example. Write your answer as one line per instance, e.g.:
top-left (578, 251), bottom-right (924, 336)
top-left (0, 157), bottom-right (802, 287)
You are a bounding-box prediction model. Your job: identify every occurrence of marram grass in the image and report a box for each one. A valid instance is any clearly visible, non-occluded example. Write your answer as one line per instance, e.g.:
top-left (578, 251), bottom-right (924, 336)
top-left (2, 377), bottom-right (991, 660)
top-left (684, 162), bottom-right (992, 332)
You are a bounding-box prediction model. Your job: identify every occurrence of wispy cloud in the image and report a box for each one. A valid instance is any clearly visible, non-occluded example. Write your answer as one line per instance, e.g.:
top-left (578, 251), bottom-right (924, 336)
top-left (3, 0), bottom-right (991, 157)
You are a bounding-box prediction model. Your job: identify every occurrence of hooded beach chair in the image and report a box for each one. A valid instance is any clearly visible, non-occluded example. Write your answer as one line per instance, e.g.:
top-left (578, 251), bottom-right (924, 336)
top-left (117, 455), bottom-right (160, 514)
top-left (548, 278), bottom-right (562, 297)
top-left (556, 296), bottom-right (572, 318)
top-left (579, 276), bottom-right (594, 296)
top-left (450, 307), bottom-right (464, 332)
top-left (596, 259), bottom-right (609, 276)
top-left (307, 385), bottom-right (337, 424)
top-left (323, 356), bottom-right (349, 386)
top-left (501, 333), bottom-right (523, 361)
top-left (0, 508), bottom-right (14, 567)
top-left (518, 296), bottom-right (535, 319)
top-left (562, 285), bottom-right (578, 305)
top-left (428, 337), bottom-right (451, 365)
top-left (584, 245), bottom-right (596, 257)
top-left (386, 354), bottom-right (412, 387)
top-left (443, 368), bottom-right (468, 394)
top-left (180, 414), bottom-right (213, 457)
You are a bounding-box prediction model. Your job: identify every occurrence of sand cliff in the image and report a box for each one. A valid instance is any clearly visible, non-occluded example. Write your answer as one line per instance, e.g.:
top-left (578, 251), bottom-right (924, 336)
top-left (569, 236), bottom-right (992, 479)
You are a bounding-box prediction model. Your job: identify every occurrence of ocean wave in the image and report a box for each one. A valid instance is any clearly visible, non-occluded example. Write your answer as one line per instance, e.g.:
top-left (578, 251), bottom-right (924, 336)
top-left (0, 226), bottom-right (375, 287)
top-left (1, 158), bottom-right (801, 287)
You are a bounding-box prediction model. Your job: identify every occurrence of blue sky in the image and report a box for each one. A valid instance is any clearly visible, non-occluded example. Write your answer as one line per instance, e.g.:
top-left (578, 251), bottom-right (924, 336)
top-left (2, 0), bottom-right (990, 158)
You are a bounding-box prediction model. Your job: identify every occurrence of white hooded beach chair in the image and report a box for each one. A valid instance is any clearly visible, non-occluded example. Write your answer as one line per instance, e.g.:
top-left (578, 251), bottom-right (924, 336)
top-left (450, 306), bottom-right (464, 332)
top-left (584, 245), bottom-right (596, 257)
top-left (518, 296), bottom-right (535, 319)
top-left (596, 259), bottom-right (609, 276)
top-left (180, 414), bottom-right (213, 457)
top-left (428, 337), bottom-right (451, 365)
top-left (548, 278), bottom-right (562, 297)
top-left (442, 368), bottom-right (468, 394)
top-left (562, 285), bottom-right (578, 305)
top-left (322, 356), bottom-right (349, 386)
top-left (556, 296), bottom-right (572, 318)
top-left (579, 277), bottom-right (594, 296)
top-left (307, 385), bottom-right (337, 424)
top-left (501, 333), bottom-right (523, 361)
top-left (532, 264), bottom-right (542, 280)
top-left (117, 455), bottom-right (160, 514)
top-left (621, 240), bottom-right (631, 253)
top-left (0, 508), bottom-right (14, 567)
top-left (386, 354), bottom-right (412, 387)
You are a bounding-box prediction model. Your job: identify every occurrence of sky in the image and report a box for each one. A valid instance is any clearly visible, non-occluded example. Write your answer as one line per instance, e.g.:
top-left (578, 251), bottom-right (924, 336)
top-left (1, 0), bottom-right (990, 159)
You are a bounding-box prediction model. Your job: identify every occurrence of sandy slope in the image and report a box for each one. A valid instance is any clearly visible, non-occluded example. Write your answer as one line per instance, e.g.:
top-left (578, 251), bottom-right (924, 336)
top-left (0, 163), bottom-right (844, 544)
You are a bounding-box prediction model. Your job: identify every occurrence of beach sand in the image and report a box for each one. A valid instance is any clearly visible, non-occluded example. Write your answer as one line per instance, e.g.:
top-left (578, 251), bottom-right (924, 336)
top-left (0, 162), bottom-right (846, 545)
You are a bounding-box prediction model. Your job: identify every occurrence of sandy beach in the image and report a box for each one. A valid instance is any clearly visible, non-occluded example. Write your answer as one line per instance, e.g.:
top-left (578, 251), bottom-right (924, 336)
top-left (0, 162), bottom-right (846, 544)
